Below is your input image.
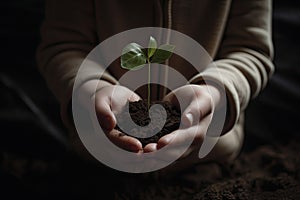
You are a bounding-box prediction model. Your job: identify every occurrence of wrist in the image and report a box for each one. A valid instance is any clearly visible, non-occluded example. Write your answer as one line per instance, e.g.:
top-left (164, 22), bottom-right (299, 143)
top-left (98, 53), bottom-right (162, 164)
top-left (191, 84), bottom-right (222, 110)
top-left (81, 79), bottom-right (113, 98)
top-left (204, 84), bottom-right (222, 110)
top-left (73, 79), bottom-right (113, 109)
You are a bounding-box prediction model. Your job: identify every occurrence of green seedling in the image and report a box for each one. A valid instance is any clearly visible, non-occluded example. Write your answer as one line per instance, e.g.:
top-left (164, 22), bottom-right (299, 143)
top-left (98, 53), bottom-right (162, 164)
top-left (121, 36), bottom-right (175, 110)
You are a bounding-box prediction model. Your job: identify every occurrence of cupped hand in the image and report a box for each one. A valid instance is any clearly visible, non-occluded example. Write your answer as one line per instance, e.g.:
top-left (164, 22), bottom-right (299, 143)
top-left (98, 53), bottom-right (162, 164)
top-left (92, 82), bottom-right (143, 152)
top-left (144, 84), bottom-right (221, 161)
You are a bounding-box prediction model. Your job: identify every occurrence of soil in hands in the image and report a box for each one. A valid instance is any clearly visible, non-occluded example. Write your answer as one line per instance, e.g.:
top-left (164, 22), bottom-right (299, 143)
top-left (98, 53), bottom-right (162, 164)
top-left (115, 100), bottom-right (181, 147)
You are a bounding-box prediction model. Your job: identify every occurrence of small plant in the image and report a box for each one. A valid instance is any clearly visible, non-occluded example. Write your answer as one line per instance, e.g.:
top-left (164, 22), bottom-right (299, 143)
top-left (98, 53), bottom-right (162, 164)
top-left (121, 36), bottom-right (175, 110)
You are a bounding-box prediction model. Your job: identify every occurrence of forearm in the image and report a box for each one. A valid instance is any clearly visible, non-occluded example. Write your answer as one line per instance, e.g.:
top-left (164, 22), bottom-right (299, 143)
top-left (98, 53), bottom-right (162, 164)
top-left (190, 0), bottom-right (274, 134)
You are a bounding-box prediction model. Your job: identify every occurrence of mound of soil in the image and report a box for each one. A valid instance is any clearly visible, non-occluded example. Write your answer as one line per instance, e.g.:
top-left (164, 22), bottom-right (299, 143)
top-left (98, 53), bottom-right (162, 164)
top-left (115, 100), bottom-right (181, 146)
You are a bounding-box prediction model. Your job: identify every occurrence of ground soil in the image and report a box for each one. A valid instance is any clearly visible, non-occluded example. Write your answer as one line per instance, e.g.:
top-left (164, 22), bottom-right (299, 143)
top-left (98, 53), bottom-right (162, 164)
top-left (114, 139), bottom-right (300, 200)
top-left (1, 119), bottom-right (300, 199)
top-left (1, 138), bottom-right (300, 200)
top-left (115, 100), bottom-right (181, 146)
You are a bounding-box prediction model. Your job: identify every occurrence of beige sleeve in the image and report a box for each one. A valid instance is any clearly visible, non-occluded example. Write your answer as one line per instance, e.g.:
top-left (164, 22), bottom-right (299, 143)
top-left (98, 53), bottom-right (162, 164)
top-left (36, 0), bottom-right (116, 129)
top-left (190, 0), bottom-right (274, 133)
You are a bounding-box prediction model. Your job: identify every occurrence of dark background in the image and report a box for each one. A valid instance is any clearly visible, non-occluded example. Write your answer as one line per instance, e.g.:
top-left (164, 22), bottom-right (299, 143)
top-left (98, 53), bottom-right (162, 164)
top-left (245, 1), bottom-right (300, 142)
top-left (0, 0), bottom-right (299, 199)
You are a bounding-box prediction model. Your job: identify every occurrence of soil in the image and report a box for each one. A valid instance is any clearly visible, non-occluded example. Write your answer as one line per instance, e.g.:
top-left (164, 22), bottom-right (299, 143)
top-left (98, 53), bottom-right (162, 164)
top-left (1, 98), bottom-right (300, 200)
top-left (1, 134), bottom-right (300, 199)
top-left (113, 139), bottom-right (300, 200)
top-left (115, 100), bottom-right (181, 146)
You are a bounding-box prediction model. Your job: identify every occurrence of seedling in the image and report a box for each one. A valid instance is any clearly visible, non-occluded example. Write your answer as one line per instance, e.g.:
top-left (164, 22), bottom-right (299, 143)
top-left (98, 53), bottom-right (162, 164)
top-left (121, 36), bottom-right (175, 110)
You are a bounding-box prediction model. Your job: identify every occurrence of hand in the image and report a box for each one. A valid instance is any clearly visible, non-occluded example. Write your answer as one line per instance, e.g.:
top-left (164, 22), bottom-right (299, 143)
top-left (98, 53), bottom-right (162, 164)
top-left (88, 80), bottom-right (143, 152)
top-left (143, 84), bottom-right (221, 162)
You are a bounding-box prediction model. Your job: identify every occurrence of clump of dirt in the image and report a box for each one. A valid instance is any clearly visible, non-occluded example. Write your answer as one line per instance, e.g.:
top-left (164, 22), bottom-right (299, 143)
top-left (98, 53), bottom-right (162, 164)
top-left (115, 100), bottom-right (181, 146)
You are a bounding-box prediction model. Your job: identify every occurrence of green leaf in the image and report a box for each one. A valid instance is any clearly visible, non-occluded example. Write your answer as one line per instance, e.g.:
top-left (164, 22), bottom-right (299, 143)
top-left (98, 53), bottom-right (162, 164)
top-left (148, 36), bottom-right (157, 59)
top-left (150, 44), bottom-right (175, 64)
top-left (121, 43), bottom-right (147, 70)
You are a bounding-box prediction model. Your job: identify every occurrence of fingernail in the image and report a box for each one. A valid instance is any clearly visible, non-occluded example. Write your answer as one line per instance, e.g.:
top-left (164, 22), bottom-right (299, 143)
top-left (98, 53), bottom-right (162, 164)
top-left (129, 94), bottom-right (140, 102)
top-left (185, 113), bottom-right (193, 126)
top-left (158, 135), bottom-right (174, 149)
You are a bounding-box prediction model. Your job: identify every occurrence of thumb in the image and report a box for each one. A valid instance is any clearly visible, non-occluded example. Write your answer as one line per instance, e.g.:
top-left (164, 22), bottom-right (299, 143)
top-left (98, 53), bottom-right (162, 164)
top-left (128, 91), bottom-right (141, 102)
top-left (182, 95), bottom-right (213, 127)
top-left (181, 99), bottom-right (202, 127)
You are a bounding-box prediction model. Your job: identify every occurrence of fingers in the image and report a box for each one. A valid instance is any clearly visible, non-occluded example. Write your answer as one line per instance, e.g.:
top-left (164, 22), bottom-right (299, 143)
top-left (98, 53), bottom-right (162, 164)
top-left (144, 126), bottom-right (202, 156)
top-left (95, 92), bottom-right (116, 131)
top-left (163, 85), bottom-right (213, 127)
top-left (94, 85), bottom-right (143, 152)
top-left (143, 116), bottom-right (211, 162)
top-left (143, 140), bottom-right (188, 162)
top-left (110, 86), bottom-right (141, 113)
top-left (157, 126), bottom-right (201, 149)
top-left (182, 92), bottom-right (213, 127)
top-left (142, 85), bottom-right (216, 163)
top-left (95, 86), bottom-right (141, 131)
top-left (144, 143), bottom-right (158, 153)
top-left (157, 115), bottom-right (211, 149)
top-left (128, 91), bottom-right (141, 102)
top-left (146, 143), bottom-right (194, 162)
top-left (107, 129), bottom-right (143, 152)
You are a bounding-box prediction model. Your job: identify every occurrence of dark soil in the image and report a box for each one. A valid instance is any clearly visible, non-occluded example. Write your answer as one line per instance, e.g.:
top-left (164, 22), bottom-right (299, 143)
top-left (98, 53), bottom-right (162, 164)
top-left (115, 100), bottom-right (181, 146)
top-left (114, 140), bottom-right (300, 200)
top-left (2, 138), bottom-right (300, 199)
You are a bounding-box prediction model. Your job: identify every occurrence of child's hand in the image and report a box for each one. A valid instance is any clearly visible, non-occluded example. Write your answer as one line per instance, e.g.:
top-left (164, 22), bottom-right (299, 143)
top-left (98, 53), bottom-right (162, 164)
top-left (143, 84), bottom-right (221, 161)
top-left (93, 83), bottom-right (143, 152)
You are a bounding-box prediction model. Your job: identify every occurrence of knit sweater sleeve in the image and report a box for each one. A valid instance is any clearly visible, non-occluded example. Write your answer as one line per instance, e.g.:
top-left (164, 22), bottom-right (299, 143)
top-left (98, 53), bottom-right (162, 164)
top-left (190, 0), bottom-right (274, 133)
top-left (36, 0), bottom-right (116, 129)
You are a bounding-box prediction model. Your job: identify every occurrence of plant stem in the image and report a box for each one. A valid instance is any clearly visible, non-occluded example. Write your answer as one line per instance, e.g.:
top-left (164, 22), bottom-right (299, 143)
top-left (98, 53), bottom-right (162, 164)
top-left (148, 61), bottom-right (151, 111)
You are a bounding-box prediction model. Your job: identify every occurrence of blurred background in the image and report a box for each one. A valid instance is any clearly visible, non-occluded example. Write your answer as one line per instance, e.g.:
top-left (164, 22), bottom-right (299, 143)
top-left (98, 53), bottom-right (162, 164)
top-left (245, 1), bottom-right (300, 144)
top-left (0, 0), bottom-right (299, 199)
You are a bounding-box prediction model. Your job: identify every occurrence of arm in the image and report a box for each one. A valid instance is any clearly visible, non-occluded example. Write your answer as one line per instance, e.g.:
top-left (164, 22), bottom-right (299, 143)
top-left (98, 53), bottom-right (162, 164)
top-left (37, 0), bottom-right (117, 129)
top-left (190, 0), bottom-right (274, 133)
top-left (147, 0), bottom-right (274, 167)
top-left (37, 0), bottom-right (98, 129)
top-left (37, 0), bottom-right (142, 152)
